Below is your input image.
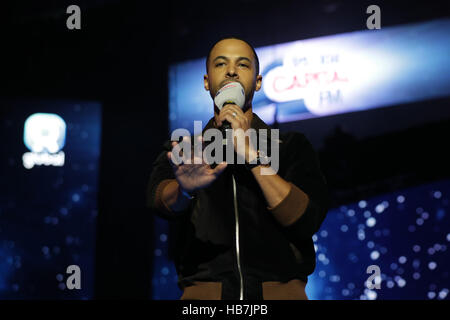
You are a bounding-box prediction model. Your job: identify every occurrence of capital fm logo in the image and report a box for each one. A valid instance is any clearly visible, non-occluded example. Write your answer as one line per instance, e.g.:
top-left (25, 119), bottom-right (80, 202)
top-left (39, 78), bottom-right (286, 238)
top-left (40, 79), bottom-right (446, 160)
top-left (22, 113), bottom-right (66, 169)
top-left (262, 46), bottom-right (351, 117)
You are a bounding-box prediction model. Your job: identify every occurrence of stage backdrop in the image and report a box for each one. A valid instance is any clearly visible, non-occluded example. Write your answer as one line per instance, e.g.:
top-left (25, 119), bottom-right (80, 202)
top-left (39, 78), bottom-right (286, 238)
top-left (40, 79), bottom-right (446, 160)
top-left (168, 18), bottom-right (450, 133)
top-left (0, 100), bottom-right (102, 299)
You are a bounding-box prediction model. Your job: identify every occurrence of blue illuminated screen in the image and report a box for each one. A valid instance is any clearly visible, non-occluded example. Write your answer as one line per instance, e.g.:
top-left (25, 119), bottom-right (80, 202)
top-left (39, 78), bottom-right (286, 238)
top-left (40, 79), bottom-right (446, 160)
top-left (168, 18), bottom-right (450, 133)
top-left (0, 100), bottom-right (102, 299)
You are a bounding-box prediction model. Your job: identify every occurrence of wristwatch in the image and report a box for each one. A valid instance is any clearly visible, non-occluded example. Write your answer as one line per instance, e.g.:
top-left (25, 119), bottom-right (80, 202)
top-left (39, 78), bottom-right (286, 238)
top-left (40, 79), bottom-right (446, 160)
top-left (245, 150), bottom-right (270, 171)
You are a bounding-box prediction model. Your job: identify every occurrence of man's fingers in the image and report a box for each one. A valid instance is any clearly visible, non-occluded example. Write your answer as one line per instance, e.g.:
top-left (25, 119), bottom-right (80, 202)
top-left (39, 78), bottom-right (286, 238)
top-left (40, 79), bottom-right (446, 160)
top-left (168, 149), bottom-right (183, 166)
top-left (191, 134), bottom-right (205, 164)
top-left (167, 151), bottom-right (182, 166)
top-left (211, 162), bottom-right (227, 176)
top-left (182, 135), bottom-right (191, 144)
top-left (167, 151), bottom-right (177, 168)
top-left (217, 113), bottom-right (238, 129)
top-left (218, 109), bottom-right (245, 129)
top-left (196, 134), bottom-right (204, 148)
top-left (221, 104), bottom-right (243, 115)
top-left (170, 135), bottom-right (202, 166)
top-left (174, 136), bottom-right (191, 164)
top-left (171, 140), bottom-right (183, 158)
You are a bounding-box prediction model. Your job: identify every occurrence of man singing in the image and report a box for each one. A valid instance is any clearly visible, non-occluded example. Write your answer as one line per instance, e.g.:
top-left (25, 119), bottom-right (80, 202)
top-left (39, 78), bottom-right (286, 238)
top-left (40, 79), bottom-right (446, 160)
top-left (147, 37), bottom-right (330, 300)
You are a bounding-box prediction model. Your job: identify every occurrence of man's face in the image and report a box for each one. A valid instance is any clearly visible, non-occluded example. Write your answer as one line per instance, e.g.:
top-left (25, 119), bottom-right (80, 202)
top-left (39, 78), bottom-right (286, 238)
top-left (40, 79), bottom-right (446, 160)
top-left (204, 39), bottom-right (262, 111)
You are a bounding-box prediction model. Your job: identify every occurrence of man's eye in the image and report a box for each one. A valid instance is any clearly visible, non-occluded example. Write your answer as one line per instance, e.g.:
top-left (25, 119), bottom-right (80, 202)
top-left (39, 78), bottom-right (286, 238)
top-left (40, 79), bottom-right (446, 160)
top-left (239, 64), bottom-right (249, 68)
top-left (215, 62), bottom-right (225, 67)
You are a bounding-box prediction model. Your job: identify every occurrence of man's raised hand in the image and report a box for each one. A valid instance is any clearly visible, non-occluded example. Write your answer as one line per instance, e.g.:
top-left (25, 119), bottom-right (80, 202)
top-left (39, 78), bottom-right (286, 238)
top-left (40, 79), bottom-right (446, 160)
top-left (167, 135), bottom-right (227, 193)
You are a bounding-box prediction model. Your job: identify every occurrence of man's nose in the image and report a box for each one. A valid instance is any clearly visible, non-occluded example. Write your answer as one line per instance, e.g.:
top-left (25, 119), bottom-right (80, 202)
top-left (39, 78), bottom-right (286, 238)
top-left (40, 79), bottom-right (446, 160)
top-left (226, 65), bottom-right (238, 77)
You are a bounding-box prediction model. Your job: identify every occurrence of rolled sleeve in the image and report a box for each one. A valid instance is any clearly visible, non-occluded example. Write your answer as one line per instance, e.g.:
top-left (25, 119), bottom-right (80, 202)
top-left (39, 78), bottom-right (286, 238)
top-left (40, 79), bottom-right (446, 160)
top-left (278, 133), bottom-right (330, 242)
top-left (153, 178), bottom-right (177, 214)
top-left (268, 183), bottom-right (310, 227)
top-left (146, 140), bottom-right (179, 219)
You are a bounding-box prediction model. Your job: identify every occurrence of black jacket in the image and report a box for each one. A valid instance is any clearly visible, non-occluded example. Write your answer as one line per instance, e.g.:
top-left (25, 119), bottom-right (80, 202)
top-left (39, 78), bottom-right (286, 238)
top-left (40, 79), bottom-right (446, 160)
top-left (147, 114), bottom-right (330, 299)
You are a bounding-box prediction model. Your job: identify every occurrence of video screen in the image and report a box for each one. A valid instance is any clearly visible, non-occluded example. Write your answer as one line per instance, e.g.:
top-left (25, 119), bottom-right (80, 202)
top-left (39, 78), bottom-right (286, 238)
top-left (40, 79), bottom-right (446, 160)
top-left (168, 18), bottom-right (450, 133)
top-left (0, 100), bottom-right (102, 299)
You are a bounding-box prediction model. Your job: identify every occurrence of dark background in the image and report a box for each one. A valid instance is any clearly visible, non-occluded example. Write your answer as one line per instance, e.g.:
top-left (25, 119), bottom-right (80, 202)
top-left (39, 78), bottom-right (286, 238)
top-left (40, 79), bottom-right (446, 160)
top-left (2, 0), bottom-right (449, 298)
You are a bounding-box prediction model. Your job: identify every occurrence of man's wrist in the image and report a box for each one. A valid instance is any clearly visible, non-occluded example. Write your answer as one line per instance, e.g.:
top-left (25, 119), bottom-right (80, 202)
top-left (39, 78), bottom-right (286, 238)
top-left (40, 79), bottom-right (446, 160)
top-left (178, 185), bottom-right (195, 200)
top-left (245, 149), bottom-right (270, 171)
top-left (246, 148), bottom-right (259, 164)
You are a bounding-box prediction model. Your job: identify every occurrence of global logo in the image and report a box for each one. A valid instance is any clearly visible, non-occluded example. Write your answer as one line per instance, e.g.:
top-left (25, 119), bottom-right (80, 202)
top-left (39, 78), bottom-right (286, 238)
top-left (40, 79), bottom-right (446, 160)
top-left (22, 113), bottom-right (66, 169)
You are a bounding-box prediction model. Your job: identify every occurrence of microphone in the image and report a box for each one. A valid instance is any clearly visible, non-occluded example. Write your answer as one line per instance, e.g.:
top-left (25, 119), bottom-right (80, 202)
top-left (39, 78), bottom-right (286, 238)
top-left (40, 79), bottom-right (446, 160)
top-left (220, 114), bottom-right (232, 131)
top-left (213, 81), bottom-right (246, 133)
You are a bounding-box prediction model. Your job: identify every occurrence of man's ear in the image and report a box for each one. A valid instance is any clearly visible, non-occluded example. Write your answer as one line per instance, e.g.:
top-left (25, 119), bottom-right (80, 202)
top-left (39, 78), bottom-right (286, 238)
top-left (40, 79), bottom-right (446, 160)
top-left (255, 75), bottom-right (262, 92)
top-left (204, 74), bottom-right (210, 91)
